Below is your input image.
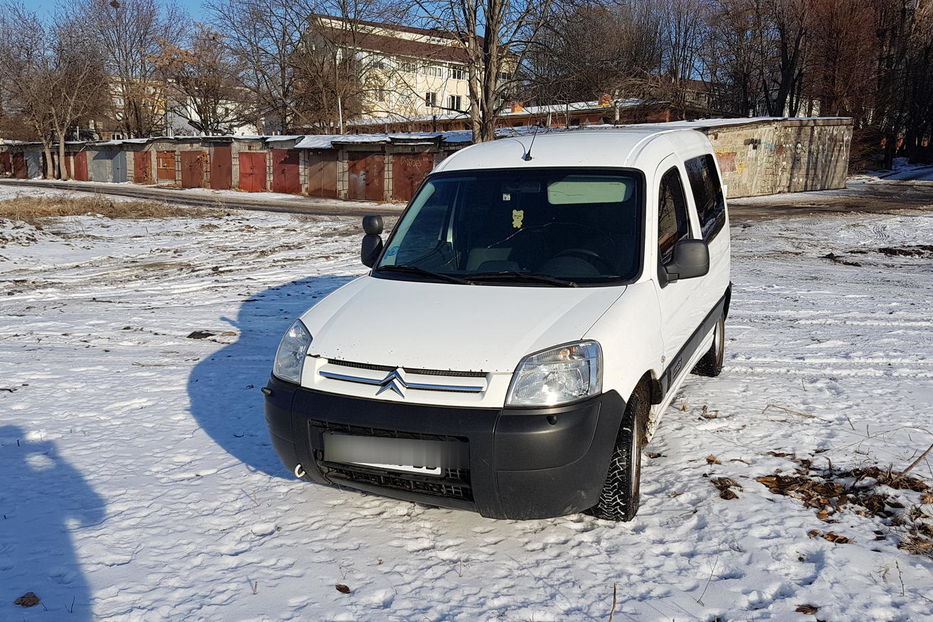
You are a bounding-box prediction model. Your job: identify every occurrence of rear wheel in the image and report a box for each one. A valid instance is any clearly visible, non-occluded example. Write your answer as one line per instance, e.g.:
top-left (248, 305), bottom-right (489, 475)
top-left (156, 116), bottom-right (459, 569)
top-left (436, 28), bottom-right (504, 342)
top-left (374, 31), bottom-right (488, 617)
top-left (693, 314), bottom-right (725, 377)
top-left (589, 383), bottom-right (649, 521)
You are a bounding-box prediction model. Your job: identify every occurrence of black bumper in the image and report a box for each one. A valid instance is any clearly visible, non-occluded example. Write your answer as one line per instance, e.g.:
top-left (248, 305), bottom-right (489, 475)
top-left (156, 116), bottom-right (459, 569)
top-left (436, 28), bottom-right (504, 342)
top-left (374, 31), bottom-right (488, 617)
top-left (263, 375), bottom-right (625, 519)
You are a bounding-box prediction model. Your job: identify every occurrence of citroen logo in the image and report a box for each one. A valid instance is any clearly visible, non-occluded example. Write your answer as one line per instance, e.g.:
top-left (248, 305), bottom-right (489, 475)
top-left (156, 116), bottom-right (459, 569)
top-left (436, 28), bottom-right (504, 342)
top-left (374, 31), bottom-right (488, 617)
top-left (375, 369), bottom-right (407, 397)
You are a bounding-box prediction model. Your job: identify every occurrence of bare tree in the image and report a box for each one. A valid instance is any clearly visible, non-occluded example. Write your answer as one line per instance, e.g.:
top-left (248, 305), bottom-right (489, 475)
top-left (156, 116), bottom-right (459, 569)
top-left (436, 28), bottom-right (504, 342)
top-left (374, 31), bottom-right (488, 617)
top-left (291, 8), bottom-right (400, 132)
top-left (413, 0), bottom-right (550, 141)
top-left (155, 27), bottom-right (255, 135)
top-left (206, 0), bottom-right (409, 133)
top-left (47, 15), bottom-right (108, 179)
top-left (0, 3), bottom-right (54, 168)
top-left (657, 0), bottom-right (709, 114)
top-left (0, 2), bottom-right (106, 179)
top-left (806, 0), bottom-right (877, 118)
top-left (83, 0), bottom-right (187, 138)
top-left (206, 0), bottom-right (299, 133)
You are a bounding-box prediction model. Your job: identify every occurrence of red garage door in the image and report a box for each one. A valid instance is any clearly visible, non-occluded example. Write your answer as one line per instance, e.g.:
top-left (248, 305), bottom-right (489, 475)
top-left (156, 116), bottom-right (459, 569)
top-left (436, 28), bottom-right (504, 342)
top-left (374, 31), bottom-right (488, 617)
top-left (0, 152), bottom-right (11, 176)
top-left (271, 149), bottom-right (301, 195)
top-left (157, 151), bottom-right (176, 182)
top-left (181, 151), bottom-right (205, 188)
top-left (210, 146), bottom-right (232, 190)
top-left (12, 153), bottom-right (27, 179)
top-left (392, 152), bottom-right (434, 202)
top-left (239, 152), bottom-right (267, 192)
top-left (72, 152), bottom-right (89, 181)
top-left (134, 151), bottom-right (152, 184)
top-left (347, 152), bottom-right (385, 201)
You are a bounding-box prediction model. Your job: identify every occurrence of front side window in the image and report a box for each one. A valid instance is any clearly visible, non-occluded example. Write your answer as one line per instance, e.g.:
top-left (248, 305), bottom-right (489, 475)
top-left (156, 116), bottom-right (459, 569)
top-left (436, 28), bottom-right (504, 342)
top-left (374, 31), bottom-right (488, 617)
top-left (684, 154), bottom-right (725, 239)
top-left (657, 167), bottom-right (691, 263)
top-left (376, 169), bottom-right (644, 285)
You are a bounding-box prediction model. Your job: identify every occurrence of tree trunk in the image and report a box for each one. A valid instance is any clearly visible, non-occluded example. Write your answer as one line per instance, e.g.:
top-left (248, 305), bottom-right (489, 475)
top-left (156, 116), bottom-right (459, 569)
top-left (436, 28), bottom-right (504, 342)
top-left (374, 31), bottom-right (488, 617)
top-left (57, 132), bottom-right (70, 181)
top-left (42, 144), bottom-right (55, 179)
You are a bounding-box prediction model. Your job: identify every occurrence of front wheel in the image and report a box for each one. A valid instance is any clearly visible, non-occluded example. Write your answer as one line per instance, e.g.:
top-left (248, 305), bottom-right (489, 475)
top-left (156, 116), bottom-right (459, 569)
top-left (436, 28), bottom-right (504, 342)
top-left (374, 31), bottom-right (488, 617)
top-left (693, 314), bottom-right (725, 377)
top-left (588, 384), bottom-right (649, 521)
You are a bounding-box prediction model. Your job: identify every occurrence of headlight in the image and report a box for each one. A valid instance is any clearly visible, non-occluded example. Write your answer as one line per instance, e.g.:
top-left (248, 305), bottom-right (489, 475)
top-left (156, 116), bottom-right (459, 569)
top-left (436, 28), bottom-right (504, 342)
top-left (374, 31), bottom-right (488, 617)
top-left (506, 341), bottom-right (602, 407)
top-left (272, 320), bottom-right (312, 384)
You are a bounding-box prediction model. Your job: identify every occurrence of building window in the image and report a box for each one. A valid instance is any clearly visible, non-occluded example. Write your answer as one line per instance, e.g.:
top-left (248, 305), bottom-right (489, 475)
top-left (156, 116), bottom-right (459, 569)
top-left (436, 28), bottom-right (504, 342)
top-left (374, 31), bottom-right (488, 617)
top-left (421, 64), bottom-right (445, 78)
top-left (447, 95), bottom-right (462, 111)
top-left (449, 66), bottom-right (464, 80)
top-left (425, 92), bottom-right (437, 107)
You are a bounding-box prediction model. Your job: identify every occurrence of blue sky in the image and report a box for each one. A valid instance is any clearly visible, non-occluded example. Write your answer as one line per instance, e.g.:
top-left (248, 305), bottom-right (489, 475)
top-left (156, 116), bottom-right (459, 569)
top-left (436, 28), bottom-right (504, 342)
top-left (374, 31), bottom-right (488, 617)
top-left (28, 0), bottom-right (209, 22)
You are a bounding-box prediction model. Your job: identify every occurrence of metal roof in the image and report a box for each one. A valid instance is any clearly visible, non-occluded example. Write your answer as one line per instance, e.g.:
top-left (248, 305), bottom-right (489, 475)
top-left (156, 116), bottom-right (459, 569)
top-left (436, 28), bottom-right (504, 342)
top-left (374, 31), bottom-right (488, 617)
top-left (433, 127), bottom-right (713, 173)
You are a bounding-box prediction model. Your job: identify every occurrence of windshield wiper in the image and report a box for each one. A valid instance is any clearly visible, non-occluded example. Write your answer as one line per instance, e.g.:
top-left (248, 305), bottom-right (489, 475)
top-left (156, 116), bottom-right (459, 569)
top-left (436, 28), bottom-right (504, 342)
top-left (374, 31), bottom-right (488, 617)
top-left (375, 264), bottom-right (472, 285)
top-left (467, 271), bottom-right (578, 287)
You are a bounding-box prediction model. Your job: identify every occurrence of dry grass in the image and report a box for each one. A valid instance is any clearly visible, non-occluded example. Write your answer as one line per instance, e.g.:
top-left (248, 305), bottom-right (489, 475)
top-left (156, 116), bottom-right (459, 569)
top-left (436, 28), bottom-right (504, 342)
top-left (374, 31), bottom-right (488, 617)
top-left (757, 451), bottom-right (933, 557)
top-left (0, 195), bottom-right (217, 224)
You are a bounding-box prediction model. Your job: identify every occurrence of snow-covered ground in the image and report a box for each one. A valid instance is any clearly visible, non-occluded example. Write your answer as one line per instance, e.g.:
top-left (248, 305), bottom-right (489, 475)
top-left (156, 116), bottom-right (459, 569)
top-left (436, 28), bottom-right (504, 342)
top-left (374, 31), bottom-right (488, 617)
top-left (1, 193), bottom-right (931, 621)
top-left (849, 158), bottom-right (933, 184)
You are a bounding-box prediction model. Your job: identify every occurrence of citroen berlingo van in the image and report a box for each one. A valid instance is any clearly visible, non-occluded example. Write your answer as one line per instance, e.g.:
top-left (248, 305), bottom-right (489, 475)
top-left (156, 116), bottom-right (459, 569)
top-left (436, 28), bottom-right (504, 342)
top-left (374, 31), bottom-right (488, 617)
top-left (263, 128), bottom-right (731, 521)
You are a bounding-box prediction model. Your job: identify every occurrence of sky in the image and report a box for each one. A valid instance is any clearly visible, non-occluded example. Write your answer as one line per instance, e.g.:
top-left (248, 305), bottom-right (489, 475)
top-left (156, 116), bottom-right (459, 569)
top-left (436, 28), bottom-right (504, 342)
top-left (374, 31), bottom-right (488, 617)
top-left (27, 0), bottom-right (209, 22)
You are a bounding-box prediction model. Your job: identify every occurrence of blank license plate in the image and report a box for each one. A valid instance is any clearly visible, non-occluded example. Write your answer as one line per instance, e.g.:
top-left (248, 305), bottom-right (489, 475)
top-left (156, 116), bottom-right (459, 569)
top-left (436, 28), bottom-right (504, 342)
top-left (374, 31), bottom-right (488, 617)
top-left (323, 433), bottom-right (466, 476)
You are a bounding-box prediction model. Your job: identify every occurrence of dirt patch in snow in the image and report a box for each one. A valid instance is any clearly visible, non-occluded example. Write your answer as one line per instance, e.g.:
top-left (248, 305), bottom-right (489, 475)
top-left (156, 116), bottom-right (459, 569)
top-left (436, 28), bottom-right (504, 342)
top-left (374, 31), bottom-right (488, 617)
top-left (757, 452), bottom-right (933, 557)
top-left (0, 196), bottom-right (218, 224)
top-left (865, 245), bottom-right (933, 258)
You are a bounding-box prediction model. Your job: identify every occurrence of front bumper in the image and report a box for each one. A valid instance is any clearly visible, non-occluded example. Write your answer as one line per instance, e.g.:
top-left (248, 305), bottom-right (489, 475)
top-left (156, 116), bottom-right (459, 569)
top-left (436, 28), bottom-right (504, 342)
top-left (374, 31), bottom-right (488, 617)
top-left (263, 375), bottom-right (625, 519)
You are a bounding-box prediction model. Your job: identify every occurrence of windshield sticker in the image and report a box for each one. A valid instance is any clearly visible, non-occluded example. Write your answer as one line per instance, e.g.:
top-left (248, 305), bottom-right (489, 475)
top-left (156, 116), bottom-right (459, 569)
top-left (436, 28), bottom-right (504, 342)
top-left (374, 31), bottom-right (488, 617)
top-left (502, 193), bottom-right (511, 202)
top-left (512, 210), bottom-right (524, 228)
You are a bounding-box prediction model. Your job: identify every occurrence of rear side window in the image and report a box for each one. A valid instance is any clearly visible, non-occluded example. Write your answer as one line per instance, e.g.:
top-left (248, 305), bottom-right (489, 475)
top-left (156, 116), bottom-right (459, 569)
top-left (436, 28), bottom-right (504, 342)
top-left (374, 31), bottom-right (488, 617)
top-left (658, 167), bottom-right (691, 263)
top-left (685, 154), bottom-right (725, 239)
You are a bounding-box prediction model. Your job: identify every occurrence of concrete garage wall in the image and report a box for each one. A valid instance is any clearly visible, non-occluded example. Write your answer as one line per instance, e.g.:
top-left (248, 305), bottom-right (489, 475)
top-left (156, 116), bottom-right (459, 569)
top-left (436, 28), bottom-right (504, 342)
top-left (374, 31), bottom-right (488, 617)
top-left (701, 118), bottom-right (853, 198)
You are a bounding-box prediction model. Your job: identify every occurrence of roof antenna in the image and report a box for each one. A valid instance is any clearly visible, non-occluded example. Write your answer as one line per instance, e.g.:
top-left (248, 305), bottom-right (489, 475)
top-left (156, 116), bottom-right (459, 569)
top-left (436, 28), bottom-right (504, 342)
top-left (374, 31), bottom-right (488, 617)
top-left (522, 124), bottom-right (539, 161)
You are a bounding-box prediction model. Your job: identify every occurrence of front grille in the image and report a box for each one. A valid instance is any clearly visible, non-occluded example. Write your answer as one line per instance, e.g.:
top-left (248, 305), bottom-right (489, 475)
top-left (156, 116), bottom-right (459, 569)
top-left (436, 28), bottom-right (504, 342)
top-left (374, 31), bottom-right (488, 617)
top-left (311, 420), bottom-right (472, 501)
top-left (314, 420), bottom-right (466, 443)
top-left (322, 463), bottom-right (472, 501)
top-left (327, 359), bottom-right (395, 373)
top-left (327, 358), bottom-right (486, 378)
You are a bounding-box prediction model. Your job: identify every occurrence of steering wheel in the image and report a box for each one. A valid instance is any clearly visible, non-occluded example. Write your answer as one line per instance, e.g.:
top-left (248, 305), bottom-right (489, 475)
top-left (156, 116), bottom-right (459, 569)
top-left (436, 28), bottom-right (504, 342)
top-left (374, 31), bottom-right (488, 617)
top-left (552, 248), bottom-right (615, 273)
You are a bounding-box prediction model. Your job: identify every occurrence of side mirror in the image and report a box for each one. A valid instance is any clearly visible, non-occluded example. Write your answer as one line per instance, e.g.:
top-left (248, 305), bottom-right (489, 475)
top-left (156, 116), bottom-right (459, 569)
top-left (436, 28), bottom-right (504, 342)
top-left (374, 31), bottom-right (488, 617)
top-left (361, 215), bottom-right (383, 268)
top-left (663, 239), bottom-right (709, 284)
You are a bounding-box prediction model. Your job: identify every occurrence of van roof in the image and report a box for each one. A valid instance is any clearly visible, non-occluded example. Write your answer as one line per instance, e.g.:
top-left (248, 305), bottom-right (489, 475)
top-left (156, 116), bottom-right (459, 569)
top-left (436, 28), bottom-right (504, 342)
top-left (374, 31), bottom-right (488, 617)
top-left (433, 128), bottom-right (712, 173)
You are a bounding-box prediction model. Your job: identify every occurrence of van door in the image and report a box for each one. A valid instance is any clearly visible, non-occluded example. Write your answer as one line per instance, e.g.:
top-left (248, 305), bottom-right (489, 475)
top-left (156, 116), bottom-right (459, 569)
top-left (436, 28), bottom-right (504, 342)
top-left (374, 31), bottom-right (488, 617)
top-left (652, 156), bottom-right (708, 388)
top-left (683, 153), bottom-right (731, 320)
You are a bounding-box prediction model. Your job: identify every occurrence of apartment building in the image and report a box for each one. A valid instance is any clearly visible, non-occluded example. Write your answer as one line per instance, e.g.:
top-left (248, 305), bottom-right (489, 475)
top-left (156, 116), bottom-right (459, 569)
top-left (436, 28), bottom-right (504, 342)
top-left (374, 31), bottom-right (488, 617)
top-left (313, 16), bottom-right (475, 119)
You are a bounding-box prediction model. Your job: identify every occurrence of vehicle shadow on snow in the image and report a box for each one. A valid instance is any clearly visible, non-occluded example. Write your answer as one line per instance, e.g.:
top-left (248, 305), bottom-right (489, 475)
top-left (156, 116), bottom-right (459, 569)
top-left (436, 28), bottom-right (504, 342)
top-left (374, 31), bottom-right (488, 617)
top-left (0, 425), bottom-right (104, 621)
top-left (186, 274), bottom-right (356, 479)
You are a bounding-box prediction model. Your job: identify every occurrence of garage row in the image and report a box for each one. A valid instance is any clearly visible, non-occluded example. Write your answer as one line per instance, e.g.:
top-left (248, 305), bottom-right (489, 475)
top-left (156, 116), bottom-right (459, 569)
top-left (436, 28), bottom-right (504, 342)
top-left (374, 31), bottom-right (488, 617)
top-left (0, 133), bottom-right (472, 203)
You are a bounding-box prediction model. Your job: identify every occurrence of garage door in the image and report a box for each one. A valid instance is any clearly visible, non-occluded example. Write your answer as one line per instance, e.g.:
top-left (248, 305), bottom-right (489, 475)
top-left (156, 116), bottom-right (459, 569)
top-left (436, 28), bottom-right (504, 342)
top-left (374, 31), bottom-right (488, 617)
top-left (271, 149), bottom-right (301, 195)
top-left (347, 152), bottom-right (385, 201)
top-left (239, 152), bottom-right (267, 192)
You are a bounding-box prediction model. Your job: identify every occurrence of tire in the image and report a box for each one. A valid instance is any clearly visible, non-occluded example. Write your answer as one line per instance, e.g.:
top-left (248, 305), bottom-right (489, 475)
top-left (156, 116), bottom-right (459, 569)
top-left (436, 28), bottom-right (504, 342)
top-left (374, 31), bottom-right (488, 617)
top-left (693, 314), bottom-right (725, 377)
top-left (588, 383), bottom-right (649, 522)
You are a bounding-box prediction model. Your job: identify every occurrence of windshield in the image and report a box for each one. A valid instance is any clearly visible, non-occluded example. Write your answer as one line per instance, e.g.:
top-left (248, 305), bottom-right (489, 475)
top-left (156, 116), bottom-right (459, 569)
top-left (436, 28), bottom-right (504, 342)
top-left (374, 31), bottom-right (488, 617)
top-left (376, 168), bottom-right (643, 285)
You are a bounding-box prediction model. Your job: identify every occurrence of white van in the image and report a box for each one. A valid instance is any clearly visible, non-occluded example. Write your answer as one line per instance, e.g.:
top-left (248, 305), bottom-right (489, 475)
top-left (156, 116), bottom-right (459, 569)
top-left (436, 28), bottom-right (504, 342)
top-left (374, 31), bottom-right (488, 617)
top-left (264, 128), bottom-right (731, 521)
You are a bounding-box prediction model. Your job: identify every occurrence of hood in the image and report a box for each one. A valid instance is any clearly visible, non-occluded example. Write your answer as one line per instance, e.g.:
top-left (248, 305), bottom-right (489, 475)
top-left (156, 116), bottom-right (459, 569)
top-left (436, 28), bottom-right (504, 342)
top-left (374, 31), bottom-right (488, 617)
top-left (301, 276), bottom-right (624, 373)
